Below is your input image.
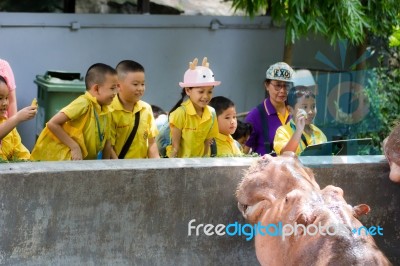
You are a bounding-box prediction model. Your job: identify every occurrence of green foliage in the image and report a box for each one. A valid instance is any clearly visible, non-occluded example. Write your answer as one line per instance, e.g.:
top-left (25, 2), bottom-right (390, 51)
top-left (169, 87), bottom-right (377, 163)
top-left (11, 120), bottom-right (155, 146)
top-left (389, 26), bottom-right (400, 47)
top-left (0, 155), bottom-right (30, 163)
top-left (231, 0), bottom-right (400, 46)
top-left (356, 49), bottom-right (400, 153)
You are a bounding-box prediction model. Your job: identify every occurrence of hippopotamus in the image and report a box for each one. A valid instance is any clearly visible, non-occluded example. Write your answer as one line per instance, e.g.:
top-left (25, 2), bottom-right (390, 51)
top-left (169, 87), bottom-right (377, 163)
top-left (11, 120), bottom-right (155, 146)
top-left (236, 153), bottom-right (320, 224)
top-left (383, 123), bottom-right (400, 183)
top-left (236, 153), bottom-right (392, 266)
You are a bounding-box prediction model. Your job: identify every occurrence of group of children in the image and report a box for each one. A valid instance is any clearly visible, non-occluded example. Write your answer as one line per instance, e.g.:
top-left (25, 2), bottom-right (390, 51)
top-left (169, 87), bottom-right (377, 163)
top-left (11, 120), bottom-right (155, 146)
top-left (0, 56), bottom-right (325, 161)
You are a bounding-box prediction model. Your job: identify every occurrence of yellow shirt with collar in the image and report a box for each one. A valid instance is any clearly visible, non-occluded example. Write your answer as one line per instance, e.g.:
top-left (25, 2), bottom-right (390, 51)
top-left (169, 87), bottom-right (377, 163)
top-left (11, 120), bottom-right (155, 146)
top-left (167, 99), bottom-right (219, 158)
top-left (274, 120), bottom-right (327, 156)
top-left (110, 96), bottom-right (158, 158)
top-left (62, 92), bottom-right (111, 159)
top-left (31, 92), bottom-right (111, 161)
top-left (0, 117), bottom-right (30, 161)
top-left (214, 133), bottom-right (242, 157)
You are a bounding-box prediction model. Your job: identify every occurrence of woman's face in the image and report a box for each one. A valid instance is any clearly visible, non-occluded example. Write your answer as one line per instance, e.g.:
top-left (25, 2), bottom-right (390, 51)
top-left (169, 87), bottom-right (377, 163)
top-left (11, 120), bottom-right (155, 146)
top-left (265, 80), bottom-right (290, 104)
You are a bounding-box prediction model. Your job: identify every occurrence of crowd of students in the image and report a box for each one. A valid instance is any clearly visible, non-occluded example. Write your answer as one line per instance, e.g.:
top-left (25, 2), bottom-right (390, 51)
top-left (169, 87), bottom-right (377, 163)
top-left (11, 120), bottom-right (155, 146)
top-left (0, 57), bottom-right (328, 161)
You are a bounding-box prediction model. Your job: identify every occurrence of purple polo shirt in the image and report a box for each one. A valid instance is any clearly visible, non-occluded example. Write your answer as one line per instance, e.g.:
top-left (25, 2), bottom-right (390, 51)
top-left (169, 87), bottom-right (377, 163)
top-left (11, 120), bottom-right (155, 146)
top-left (245, 98), bottom-right (291, 155)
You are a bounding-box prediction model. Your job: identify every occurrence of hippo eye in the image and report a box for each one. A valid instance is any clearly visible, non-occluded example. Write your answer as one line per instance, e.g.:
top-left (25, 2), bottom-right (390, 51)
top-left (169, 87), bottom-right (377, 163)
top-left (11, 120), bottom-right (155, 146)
top-left (203, 75), bottom-right (206, 78)
top-left (285, 196), bottom-right (288, 203)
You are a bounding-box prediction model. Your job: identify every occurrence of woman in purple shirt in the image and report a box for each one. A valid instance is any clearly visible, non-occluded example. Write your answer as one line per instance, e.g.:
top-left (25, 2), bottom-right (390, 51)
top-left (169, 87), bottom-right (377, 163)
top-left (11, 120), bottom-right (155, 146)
top-left (244, 62), bottom-right (294, 155)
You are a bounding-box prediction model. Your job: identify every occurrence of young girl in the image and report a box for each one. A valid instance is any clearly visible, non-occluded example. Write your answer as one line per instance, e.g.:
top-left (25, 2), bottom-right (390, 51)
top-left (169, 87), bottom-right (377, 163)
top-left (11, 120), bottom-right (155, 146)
top-left (166, 57), bottom-right (220, 158)
top-left (273, 86), bottom-right (327, 155)
top-left (0, 76), bottom-right (37, 161)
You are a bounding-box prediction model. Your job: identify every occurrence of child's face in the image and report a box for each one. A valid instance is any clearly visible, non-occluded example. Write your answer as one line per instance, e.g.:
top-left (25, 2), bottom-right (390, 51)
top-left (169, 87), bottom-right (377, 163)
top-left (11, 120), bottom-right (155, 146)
top-left (217, 106), bottom-right (237, 135)
top-left (96, 73), bottom-right (118, 106)
top-left (237, 135), bottom-right (250, 149)
top-left (118, 71), bottom-right (145, 104)
top-left (0, 82), bottom-right (9, 117)
top-left (292, 95), bottom-right (316, 125)
top-left (186, 86), bottom-right (213, 111)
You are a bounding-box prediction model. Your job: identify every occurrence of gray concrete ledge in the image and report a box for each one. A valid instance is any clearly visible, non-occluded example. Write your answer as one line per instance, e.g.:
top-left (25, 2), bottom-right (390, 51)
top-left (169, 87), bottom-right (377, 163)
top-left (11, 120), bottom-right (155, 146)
top-left (0, 156), bottom-right (398, 265)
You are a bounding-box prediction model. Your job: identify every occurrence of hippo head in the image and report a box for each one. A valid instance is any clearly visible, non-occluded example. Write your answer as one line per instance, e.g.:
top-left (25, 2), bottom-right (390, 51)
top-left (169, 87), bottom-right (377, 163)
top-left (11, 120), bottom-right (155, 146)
top-left (236, 155), bottom-right (391, 265)
top-left (236, 152), bottom-right (320, 224)
top-left (383, 123), bottom-right (400, 183)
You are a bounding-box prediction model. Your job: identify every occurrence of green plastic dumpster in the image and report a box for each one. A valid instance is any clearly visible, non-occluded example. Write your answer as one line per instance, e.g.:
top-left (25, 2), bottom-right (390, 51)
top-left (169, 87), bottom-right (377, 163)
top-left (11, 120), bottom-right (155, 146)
top-left (34, 71), bottom-right (86, 137)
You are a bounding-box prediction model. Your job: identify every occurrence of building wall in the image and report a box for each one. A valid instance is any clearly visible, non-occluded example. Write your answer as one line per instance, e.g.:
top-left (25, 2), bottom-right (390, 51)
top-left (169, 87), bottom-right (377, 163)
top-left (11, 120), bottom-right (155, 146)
top-left (0, 156), bottom-right (398, 265)
top-left (0, 13), bottom-right (360, 149)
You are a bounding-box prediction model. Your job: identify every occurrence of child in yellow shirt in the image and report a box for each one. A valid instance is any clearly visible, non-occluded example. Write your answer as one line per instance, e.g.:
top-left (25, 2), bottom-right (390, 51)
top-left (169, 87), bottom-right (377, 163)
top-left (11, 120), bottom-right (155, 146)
top-left (273, 86), bottom-right (327, 155)
top-left (209, 96), bottom-right (242, 157)
top-left (0, 76), bottom-right (37, 161)
top-left (166, 57), bottom-right (220, 158)
top-left (110, 60), bottom-right (159, 159)
top-left (31, 63), bottom-right (118, 161)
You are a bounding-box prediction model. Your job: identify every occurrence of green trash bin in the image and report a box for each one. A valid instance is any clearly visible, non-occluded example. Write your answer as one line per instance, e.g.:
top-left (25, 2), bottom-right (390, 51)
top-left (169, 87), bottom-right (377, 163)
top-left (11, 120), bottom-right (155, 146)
top-left (34, 71), bottom-right (86, 137)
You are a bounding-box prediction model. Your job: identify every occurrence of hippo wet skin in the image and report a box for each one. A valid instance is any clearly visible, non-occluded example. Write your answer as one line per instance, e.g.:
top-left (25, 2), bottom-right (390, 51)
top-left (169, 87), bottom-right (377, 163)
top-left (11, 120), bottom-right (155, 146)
top-left (236, 153), bottom-right (392, 266)
top-left (383, 123), bottom-right (400, 183)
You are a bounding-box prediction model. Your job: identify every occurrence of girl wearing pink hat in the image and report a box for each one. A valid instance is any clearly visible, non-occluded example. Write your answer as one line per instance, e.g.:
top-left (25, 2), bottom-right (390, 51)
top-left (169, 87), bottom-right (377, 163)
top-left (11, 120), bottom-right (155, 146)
top-left (166, 57), bottom-right (220, 158)
top-left (0, 59), bottom-right (18, 117)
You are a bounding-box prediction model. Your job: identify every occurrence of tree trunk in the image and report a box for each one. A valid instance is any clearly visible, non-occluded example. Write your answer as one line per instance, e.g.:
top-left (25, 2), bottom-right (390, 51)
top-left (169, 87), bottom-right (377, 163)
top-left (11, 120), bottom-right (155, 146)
top-left (283, 41), bottom-right (293, 65)
top-left (355, 36), bottom-right (368, 84)
top-left (63, 0), bottom-right (75, 13)
top-left (356, 37), bottom-right (368, 71)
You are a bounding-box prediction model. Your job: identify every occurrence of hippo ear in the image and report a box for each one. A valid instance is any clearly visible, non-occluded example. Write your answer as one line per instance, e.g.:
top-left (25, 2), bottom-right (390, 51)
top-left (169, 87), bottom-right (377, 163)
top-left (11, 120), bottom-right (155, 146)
top-left (353, 204), bottom-right (371, 218)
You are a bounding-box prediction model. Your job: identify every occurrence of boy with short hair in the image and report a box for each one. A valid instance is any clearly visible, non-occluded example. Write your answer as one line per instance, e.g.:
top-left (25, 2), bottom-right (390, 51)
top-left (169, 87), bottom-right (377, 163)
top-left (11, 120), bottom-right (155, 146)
top-left (273, 86), bottom-right (327, 155)
top-left (209, 96), bottom-right (242, 157)
top-left (31, 63), bottom-right (118, 161)
top-left (110, 60), bottom-right (159, 159)
top-left (0, 76), bottom-right (37, 161)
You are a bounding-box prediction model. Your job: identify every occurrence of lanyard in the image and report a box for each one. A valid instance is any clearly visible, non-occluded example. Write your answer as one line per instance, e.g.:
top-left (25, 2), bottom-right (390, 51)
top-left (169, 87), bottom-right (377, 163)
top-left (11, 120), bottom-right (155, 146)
top-left (290, 121), bottom-right (315, 152)
top-left (93, 108), bottom-right (105, 143)
top-left (93, 108), bottom-right (106, 159)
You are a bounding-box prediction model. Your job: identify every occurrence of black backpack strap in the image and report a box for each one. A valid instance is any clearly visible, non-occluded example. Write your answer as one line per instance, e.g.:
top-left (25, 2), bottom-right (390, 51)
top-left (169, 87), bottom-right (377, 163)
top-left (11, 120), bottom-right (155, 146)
top-left (301, 134), bottom-right (309, 148)
top-left (119, 111), bottom-right (140, 159)
top-left (210, 139), bottom-right (217, 157)
top-left (256, 101), bottom-right (272, 154)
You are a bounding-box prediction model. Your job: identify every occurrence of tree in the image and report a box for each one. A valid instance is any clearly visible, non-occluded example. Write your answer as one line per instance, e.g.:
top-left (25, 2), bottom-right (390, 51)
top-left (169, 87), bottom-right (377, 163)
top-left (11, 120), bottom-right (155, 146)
top-left (231, 0), bottom-right (399, 65)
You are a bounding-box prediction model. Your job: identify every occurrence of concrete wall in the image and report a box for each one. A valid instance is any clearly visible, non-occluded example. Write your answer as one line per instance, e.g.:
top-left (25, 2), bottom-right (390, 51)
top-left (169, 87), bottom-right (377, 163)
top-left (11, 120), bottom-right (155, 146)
top-left (0, 13), bottom-right (362, 150)
top-left (0, 156), bottom-right (398, 265)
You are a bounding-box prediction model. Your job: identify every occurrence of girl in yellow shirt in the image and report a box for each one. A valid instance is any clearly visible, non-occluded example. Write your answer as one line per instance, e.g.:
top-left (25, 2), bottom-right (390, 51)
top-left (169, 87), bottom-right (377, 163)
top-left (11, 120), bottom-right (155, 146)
top-left (167, 57), bottom-right (220, 158)
top-left (0, 76), bottom-right (37, 161)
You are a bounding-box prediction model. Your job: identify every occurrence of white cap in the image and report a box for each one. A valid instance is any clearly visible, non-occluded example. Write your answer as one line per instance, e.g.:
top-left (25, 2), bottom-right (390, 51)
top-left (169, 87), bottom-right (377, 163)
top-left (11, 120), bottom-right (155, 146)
top-left (292, 69), bottom-right (316, 87)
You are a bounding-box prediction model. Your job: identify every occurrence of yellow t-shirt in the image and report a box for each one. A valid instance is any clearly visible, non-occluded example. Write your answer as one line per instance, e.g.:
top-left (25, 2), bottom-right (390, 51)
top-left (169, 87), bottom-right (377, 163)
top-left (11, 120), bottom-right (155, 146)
top-left (214, 133), bottom-right (242, 157)
top-left (0, 117), bottom-right (30, 161)
top-left (61, 92), bottom-right (111, 159)
top-left (110, 96), bottom-right (158, 158)
top-left (274, 120), bottom-right (327, 155)
top-left (168, 99), bottom-right (219, 158)
top-left (31, 92), bottom-right (111, 161)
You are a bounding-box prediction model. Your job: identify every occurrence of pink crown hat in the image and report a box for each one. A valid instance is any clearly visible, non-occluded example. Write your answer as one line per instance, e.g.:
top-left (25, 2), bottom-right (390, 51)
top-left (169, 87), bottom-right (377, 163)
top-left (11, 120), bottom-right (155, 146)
top-left (0, 59), bottom-right (16, 91)
top-left (179, 57), bottom-right (221, 88)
